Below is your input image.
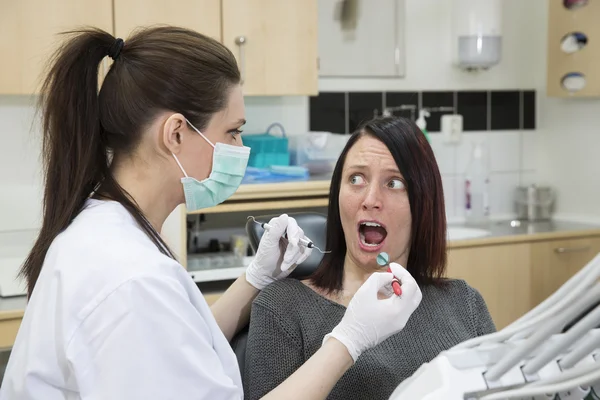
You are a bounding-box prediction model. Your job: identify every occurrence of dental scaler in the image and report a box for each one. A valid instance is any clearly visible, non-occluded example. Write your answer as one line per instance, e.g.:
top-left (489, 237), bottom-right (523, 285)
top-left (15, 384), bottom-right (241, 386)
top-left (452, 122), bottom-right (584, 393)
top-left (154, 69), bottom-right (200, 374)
top-left (377, 252), bottom-right (402, 296)
top-left (247, 216), bottom-right (330, 254)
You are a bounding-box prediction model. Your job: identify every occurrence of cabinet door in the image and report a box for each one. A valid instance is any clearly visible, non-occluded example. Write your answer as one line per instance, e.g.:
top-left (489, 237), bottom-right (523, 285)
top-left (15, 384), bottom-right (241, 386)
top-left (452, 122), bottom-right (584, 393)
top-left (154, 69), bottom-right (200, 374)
top-left (447, 243), bottom-right (531, 330)
top-left (318, 0), bottom-right (405, 77)
top-left (530, 236), bottom-right (600, 307)
top-left (114, 0), bottom-right (221, 40)
top-left (0, 0), bottom-right (113, 94)
top-left (222, 0), bottom-right (318, 96)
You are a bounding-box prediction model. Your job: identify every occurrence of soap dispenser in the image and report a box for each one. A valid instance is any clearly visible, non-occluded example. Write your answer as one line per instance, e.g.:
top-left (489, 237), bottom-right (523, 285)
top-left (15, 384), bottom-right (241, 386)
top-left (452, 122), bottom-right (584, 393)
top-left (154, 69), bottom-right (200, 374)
top-left (415, 109), bottom-right (431, 142)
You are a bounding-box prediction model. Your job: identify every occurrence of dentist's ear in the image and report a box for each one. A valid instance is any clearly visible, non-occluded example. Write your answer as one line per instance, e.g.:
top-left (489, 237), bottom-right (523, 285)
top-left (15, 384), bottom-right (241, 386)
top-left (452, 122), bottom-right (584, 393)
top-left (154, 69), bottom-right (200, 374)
top-left (161, 113), bottom-right (187, 155)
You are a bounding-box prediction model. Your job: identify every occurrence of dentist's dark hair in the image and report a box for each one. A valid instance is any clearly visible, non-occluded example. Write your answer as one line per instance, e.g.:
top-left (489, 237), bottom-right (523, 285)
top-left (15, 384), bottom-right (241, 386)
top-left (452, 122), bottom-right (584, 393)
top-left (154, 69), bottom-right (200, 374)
top-left (309, 116), bottom-right (447, 292)
top-left (20, 26), bottom-right (241, 297)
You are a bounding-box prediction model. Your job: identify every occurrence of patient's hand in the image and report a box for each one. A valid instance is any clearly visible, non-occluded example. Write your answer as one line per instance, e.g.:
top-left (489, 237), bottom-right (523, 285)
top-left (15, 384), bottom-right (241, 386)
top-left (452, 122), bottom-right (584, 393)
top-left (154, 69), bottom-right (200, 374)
top-left (323, 263), bottom-right (422, 362)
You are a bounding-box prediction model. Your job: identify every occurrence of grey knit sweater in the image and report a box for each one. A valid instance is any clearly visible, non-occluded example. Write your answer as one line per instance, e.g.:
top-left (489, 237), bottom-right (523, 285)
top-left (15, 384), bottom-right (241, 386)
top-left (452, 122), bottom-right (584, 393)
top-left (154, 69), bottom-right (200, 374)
top-left (243, 278), bottom-right (496, 400)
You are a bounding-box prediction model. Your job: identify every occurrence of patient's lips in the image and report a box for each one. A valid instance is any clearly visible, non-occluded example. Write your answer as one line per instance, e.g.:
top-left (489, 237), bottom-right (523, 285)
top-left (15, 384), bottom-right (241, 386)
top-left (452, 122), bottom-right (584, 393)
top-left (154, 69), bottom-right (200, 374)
top-left (358, 220), bottom-right (388, 250)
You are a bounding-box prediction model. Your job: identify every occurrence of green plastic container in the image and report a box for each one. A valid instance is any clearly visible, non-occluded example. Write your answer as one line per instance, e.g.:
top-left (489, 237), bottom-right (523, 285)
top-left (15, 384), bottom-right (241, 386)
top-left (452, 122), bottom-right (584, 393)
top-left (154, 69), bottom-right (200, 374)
top-left (243, 123), bottom-right (290, 168)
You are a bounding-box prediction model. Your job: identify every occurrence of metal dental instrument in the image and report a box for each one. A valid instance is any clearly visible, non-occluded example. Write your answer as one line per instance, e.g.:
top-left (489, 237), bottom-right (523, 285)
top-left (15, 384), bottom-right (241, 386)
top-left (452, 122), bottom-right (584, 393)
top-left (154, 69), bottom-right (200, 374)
top-left (247, 216), bottom-right (331, 254)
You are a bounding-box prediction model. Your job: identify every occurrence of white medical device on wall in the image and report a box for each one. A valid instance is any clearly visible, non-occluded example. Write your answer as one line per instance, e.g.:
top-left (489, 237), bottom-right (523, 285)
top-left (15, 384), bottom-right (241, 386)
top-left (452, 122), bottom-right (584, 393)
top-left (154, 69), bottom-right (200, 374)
top-left (452, 0), bottom-right (502, 70)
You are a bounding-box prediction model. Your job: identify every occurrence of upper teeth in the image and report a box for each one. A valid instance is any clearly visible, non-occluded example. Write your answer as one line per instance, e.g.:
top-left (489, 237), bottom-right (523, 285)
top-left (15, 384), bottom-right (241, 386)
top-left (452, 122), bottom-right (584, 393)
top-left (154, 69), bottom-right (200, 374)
top-left (361, 222), bottom-right (381, 227)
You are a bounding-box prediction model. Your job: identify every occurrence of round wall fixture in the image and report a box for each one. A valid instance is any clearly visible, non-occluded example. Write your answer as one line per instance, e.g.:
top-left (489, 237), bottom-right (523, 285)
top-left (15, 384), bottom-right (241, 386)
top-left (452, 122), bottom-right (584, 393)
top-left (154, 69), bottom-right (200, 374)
top-left (561, 72), bottom-right (586, 93)
top-left (560, 32), bottom-right (588, 53)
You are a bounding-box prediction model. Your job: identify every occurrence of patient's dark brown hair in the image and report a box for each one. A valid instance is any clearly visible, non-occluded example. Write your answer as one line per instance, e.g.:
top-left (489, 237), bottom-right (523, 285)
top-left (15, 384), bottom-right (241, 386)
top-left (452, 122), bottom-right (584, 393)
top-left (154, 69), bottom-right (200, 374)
top-left (309, 116), bottom-right (448, 292)
top-left (20, 26), bottom-right (240, 297)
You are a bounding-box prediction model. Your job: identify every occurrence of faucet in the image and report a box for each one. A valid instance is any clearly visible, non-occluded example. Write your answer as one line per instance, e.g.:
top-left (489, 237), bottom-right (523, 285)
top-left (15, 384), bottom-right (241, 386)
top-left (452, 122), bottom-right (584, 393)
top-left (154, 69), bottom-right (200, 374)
top-left (382, 104), bottom-right (417, 120)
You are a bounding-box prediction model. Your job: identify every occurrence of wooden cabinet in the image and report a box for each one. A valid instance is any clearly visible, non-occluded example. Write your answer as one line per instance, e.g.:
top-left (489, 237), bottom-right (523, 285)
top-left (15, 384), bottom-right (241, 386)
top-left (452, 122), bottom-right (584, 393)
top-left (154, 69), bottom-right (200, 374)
top-left (1, 0), bottom-right (318, 96)
top-left (547, 0), bottom-right (600, 97)
top-left (222, 0), bottom-right (318, 96)
top-left (114, 0), bottom-right (221, 41)
top-left (447, 234), bottom-right (600, 330)
top-left (0, 313), bottom-right (24, 349)
top-left (530, 236), bottom-right (600, 307)
top-left (447, 243), bottom-right (532, 330)
top-left (0, 0), bottom-right (113, 94)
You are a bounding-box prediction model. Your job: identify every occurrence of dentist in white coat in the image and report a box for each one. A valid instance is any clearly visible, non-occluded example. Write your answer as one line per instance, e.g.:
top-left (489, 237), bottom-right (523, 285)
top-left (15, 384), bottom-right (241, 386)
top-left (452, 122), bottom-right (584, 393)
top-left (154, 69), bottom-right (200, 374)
top-left (0, 26), bottom-right (422, 400)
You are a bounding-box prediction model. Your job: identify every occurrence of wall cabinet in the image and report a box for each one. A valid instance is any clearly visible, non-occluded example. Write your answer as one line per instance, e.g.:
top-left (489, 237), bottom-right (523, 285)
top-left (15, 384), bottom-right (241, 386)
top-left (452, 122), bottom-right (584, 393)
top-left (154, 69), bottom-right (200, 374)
top-left (317, 0), bottom-right (405, 78)
top-left (222, 0), bottom-right (318, 96)
top-left (547, 0), bottom-right (600, 97)
top-left (0, 0), bottom-right (113, 94)
top-left (1, 0), bottom-right (318, 96)
top-left (114, 0), bottom-right (221, 41)
top-left (447, 235), bottom-right (600, 330)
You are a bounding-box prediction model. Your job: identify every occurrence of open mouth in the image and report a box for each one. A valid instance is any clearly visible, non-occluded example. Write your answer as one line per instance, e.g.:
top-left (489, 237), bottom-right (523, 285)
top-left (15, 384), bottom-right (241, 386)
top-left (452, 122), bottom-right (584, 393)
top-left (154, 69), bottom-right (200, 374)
top-left (358, 221), bottom-right (388, 247)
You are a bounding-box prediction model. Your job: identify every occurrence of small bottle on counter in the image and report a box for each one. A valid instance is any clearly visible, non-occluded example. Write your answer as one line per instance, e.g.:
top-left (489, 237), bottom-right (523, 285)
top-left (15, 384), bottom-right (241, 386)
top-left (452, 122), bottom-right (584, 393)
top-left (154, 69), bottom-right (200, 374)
top-left (464, 141), bottom-right (490, 225)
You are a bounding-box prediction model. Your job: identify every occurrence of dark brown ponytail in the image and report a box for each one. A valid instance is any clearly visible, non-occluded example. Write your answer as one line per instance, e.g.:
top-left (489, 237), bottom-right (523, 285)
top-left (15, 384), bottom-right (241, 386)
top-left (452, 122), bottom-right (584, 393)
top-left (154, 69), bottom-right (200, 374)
top-left (20, 26), bottom-right (241, 297)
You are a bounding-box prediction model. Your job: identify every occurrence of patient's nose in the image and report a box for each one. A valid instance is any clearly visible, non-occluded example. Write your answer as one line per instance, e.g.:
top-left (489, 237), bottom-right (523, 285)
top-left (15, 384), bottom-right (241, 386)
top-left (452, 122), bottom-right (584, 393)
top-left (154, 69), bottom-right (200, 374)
top-left (362, 184), bottom-right (382, 210)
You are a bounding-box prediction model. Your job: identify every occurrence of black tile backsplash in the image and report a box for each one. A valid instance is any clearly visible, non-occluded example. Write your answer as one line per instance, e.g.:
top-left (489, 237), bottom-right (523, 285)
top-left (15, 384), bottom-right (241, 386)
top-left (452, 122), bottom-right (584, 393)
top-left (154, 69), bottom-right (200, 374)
top-left (309, 92), bottom-right (346, 133)
top-left (491, 91), bottom-right (520, 130)
top-left (422, 91), bottom-right (455, 132)
top-left (385, 92), bottom-right (419, 120)
top-left (457, 91), bottom-right (488, 131)
top-left (309, 90), bottom-right (536, 134)
top-left (348, 92), bottom-right (383, 132)
top-left (522, 91), bottom-right (536, 130)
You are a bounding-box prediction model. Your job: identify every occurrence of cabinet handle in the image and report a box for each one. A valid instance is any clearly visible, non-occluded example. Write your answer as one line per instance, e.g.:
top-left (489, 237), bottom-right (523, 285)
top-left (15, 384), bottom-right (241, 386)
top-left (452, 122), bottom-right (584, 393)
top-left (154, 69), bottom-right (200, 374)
top-left (554, 246), bottom-right (591, 254)
top-left (235, 36), bottom-right (247, 84)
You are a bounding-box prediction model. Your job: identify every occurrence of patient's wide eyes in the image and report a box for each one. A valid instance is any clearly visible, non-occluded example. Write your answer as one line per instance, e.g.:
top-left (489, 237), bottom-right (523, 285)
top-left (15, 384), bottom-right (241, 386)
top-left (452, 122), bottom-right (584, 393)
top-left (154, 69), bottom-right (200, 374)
top-left (388, 179), bottom-right (405, 190)
top-left (349, 174), bottom-right (365, 185)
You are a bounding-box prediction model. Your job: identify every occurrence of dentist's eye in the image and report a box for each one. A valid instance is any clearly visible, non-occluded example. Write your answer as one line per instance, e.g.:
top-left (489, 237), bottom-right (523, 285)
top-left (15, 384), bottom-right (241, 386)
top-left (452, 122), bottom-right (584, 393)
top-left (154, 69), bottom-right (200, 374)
top-left (388, 179), bottom-right (405, 189)
top-left (229, 129), bottom-right (243, 140)
top-left (350, 175), bottom-right (365, 185)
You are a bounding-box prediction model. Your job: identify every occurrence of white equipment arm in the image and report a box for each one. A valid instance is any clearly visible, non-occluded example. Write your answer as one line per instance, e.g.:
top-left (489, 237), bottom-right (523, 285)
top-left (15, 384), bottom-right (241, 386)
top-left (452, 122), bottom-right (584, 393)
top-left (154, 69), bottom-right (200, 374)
top-left (389, 251), bottom-right (600, 400)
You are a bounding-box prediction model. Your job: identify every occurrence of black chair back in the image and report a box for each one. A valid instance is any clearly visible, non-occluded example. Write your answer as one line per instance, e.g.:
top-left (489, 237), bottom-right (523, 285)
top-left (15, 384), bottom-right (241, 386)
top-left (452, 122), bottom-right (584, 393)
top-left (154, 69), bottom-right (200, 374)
top-left (245, 212), bottom-right (328, 279)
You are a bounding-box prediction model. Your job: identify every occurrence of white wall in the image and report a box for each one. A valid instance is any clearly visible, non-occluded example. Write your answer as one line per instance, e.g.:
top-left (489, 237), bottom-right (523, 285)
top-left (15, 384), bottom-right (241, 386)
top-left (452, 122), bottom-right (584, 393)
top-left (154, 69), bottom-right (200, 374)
top-left (537, 98), bottom-right (600, 221)
top-left (245, 0), bottom-right (549, 222)
top-left (519, 1), bottom-right (600, 222)
top-left (0, 96), bottom-right (43, 232)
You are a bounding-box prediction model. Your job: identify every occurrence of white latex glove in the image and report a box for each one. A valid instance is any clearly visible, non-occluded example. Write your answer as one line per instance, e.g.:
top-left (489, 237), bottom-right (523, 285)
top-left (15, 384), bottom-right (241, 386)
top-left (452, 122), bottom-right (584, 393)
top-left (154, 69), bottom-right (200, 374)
top-left (245, 214), bottom-right (313, 290)
top-left (323, 263), bottom-right (422, 362)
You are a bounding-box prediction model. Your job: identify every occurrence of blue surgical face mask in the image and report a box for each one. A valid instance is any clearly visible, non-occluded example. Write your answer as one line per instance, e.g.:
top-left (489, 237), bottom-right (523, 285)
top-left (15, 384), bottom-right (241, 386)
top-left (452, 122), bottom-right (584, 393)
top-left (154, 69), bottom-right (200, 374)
top-left (172, 119), bottom-right (250, 211)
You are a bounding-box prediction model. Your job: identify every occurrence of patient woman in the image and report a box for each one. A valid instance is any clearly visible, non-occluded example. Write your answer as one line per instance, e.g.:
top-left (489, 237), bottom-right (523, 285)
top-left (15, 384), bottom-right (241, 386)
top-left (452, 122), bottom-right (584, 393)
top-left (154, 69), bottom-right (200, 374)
top-left (243, 116), bottom-right (496, 400)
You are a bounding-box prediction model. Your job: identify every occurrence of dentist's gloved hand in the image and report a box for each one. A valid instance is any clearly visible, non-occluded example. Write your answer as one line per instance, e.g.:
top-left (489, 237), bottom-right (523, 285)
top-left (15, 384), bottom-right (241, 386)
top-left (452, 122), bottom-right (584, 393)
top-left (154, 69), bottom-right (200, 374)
top-left (323, 263), bottom-right (422, 362)
top-left (245, 214), bottom-right (312, 290)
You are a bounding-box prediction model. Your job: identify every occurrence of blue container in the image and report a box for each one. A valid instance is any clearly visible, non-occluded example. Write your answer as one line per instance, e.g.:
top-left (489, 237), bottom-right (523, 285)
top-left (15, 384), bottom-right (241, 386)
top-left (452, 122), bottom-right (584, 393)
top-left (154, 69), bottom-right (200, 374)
top-left (243, 123), bottom-right (290, 168)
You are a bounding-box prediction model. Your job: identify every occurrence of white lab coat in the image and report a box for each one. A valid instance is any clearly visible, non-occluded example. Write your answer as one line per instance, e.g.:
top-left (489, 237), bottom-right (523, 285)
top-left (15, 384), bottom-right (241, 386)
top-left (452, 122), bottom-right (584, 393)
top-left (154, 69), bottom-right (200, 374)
top-left (0, 199), bottom-right (243, 400)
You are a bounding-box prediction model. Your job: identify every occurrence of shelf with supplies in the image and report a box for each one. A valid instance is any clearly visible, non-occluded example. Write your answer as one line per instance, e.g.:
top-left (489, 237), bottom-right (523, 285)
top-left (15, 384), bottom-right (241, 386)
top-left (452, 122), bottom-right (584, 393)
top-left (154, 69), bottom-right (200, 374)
top-left (185, 179), bottom-right (332, 215)
top-left (177, 177), bottom-right (332, 276)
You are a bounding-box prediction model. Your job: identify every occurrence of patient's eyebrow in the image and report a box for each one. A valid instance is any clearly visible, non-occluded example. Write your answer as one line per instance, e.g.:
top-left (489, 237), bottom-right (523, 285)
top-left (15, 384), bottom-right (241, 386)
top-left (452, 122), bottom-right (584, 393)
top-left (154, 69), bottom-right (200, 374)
top-left (346, 164), bottom-right (401, 174)
top-left (346, 164), bottom-right (368, 170)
